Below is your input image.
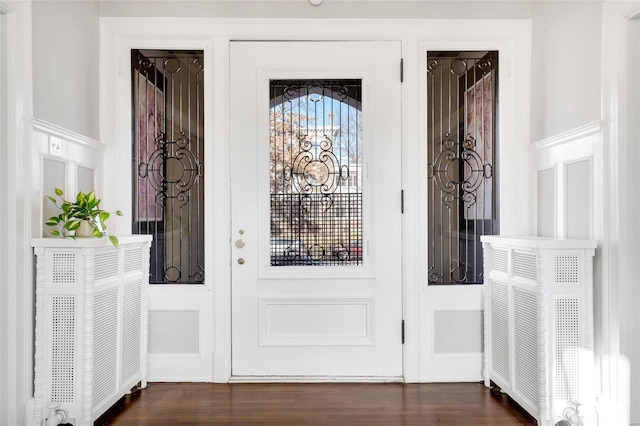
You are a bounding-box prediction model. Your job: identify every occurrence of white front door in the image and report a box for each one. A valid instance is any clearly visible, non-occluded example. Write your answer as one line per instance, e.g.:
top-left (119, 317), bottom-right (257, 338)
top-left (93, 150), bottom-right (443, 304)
top-left (230, 41), bottom-right (403, 378)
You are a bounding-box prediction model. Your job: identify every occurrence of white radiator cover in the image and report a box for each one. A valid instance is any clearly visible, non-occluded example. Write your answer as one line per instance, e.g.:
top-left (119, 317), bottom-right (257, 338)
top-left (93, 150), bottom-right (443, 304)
top-left (31, 236), bottom-right (152, 426)
top-left (481, 236), bottom-right (596, 426)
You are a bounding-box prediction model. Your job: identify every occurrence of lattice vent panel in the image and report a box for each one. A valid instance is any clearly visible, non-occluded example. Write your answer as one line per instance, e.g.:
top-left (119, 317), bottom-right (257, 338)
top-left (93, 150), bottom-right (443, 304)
top-left (554, 297), bottom-right (580, 401)
top-left (490, 281), bottom-right (510, 380)
top-left (121, 282), bottom-right (142, 382)
top-left (554, 255), bottom-right (579, 285)
top-left (94, 250), bottom-right (119, 281)
top-left (51, 253), bottom-right (77, 285)
top-left (124, 249), bottom-right (143, 274)
top-left (50, 296), bottom-right (76, 403)
top-left (93, 289), bottom-right (118, 408)
top-left (513, 251), bottom-right (537, 281)
top-left (491, 248), bottom-right (509, 274)
top-left (513, 287), bottom-right (539, 406)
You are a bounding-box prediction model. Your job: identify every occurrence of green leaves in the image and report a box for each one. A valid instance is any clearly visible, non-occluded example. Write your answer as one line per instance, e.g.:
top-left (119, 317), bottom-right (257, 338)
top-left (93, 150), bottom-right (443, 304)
top-left (45, 187), bottom-right (123, 247)
top-left (45, 216), bottom-right (61, 227)
top-left (98, 211), bottom-right (110, 224)
top-left (109, 235), bottom-right (119, 247)
top-left (65, 219), bottom-right (82, 231)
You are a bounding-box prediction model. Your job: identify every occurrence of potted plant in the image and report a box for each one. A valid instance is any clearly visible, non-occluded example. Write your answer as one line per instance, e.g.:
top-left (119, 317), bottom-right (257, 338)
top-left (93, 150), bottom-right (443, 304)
top-left (45, 188), bottom-right (123, 247)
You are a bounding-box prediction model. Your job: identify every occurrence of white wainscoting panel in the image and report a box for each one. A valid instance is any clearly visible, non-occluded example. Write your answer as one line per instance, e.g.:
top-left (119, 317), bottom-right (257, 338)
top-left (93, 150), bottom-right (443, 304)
top-left (77, 165), bottom-right (95, 194)
top-left (537, 168), bottom-right (556, 238)
top-left (148, 310), bottom-right (200, 354)
top-left (32, 119), bottom-right (104, 238)
top-left (258, 297), bottom-right (374, 346)
top-left (433, 309), bottom-right (483, 354)
top-left (42, 158), bottom-right (66, 224)
top-left (533, 121), bottom-right (601, 239)
top-left (565, 159), bottom-right (592, 240)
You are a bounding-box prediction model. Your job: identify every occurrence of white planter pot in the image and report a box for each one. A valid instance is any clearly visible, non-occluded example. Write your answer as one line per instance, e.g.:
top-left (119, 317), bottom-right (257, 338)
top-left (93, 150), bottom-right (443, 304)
top-left (75, 220), bottom-right (95, 238)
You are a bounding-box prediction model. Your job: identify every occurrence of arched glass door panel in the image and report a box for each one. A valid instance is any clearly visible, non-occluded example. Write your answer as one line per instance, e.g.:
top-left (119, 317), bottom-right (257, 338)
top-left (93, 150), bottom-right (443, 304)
top-left (269, 79), bottom-right (363, 266)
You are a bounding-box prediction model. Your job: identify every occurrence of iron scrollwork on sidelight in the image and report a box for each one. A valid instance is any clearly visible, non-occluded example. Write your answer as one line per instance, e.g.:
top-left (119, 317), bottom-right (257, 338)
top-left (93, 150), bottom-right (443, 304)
top-left (429, 133), bottom-right (492, 209)
top-left (426, 52), bottom-right (498, 285)
top-left (133, 50), bottom-right (205, 284)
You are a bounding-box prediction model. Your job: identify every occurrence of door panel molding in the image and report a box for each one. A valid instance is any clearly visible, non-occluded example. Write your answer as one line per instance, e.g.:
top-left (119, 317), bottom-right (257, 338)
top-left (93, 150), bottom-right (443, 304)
top-left (258, 297), bottom-right (374, 346)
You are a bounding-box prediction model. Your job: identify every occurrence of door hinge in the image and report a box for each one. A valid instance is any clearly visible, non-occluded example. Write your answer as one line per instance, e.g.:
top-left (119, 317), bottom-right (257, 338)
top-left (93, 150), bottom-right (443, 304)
top-left (400, 58), bottom-right (404, 82)
top-left (401, 190), bottom-right (405, 214)
top-left (401, 320), bottom-right (405, 344)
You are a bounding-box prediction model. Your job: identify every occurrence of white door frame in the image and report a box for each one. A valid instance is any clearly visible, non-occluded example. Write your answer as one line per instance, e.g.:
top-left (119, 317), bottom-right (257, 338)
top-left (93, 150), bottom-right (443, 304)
top-left (100, 17), bottom-right (532, 383)
top-left (601, 4), bottom-right (640, 424)
top-left (1, 1), bottom-right (34, 424)
top-left (415, 37), bottom-right (532, 381)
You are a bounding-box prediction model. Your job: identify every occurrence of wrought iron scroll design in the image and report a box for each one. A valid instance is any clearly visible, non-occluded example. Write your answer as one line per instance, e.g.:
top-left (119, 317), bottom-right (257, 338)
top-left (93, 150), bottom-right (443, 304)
top-left (430, 134), bottom-right (493, 209)
top-left (132, 50), bottom-right (205, 284)
top-left (426, 53), bottom-right (499, 284)
top-left (270, 80), bottom-right (363, 266)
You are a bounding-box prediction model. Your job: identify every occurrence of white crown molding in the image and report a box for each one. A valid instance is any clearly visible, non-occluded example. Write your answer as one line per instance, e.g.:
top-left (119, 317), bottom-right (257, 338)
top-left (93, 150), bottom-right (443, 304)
top-left (32, 118), bottom-right (103, 150)
top-left (532, 121), bottom-right (603, 152)
top-left (101, 16), bottom-right (531, 41)
top-left (98, 0), bottom-right (603, 2)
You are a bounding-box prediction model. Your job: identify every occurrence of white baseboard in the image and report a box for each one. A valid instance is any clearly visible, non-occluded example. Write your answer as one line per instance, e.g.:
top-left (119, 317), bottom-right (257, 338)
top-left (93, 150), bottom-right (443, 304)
top-left (403, 352), bottom-right (420, 383)
top-left (418, 376), bottom-right (484, 383)
top-left (229, 376), bottom-right (404, 383)
top-left (20, 397), bottom-right (33, 426)
top-left (212, 351), bottom-right (231, 383)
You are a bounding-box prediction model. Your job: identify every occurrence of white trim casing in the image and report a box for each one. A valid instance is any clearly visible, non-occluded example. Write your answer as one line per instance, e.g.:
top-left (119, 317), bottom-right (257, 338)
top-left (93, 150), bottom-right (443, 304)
top-left (415, 26), bottom-right (532, 382)
top-left (600, 3), bottom-right (640, 426)
top-left (0, 1), bottom-right (33, 425)
top-left (102, 30), bottom-right (219, 382)
top-left (100, 18), bottom-right (533, 383)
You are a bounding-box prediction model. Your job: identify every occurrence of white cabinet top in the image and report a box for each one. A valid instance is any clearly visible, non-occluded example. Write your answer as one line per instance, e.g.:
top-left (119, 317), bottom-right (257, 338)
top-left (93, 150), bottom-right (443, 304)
top-left (481, 235), bottom-right (597, 250)
top-left (32, 235), bottom-right (152, 248)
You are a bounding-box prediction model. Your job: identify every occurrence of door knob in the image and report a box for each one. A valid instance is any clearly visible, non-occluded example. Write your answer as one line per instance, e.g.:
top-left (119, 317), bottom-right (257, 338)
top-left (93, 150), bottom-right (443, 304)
top-left (236, 239), bottom-right (245, 248)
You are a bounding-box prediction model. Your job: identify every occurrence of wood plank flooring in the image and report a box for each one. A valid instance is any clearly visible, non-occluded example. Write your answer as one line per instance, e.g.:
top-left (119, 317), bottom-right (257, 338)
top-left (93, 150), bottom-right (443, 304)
top-left (106, 382), bottom-right (537, 425)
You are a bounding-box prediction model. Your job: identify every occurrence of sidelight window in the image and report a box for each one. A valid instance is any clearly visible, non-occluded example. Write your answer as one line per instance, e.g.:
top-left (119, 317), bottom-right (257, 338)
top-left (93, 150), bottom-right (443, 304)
top-left (131, 49), bottom-right (204, 284)
top-left (427, 51), bottom-right (499, 284)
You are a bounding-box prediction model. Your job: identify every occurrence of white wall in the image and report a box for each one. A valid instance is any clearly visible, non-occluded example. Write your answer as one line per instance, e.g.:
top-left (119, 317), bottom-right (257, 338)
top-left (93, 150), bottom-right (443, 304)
top-left (98, 0), bottom-right (532, 19)
top-left (533, 2), bottom-right (640, 425)
top-left (32, 1), bottom-right (100, 140)
top-left (531, 1), bottom-right (602, 142)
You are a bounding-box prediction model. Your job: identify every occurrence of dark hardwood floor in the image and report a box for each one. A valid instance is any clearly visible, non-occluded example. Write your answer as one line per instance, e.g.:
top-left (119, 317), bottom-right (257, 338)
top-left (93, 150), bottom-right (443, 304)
top-left (105, 382), bottom-right (537, 425)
